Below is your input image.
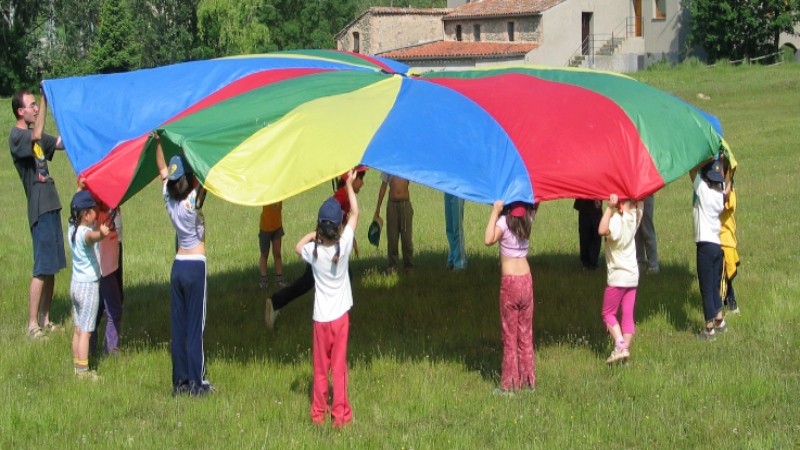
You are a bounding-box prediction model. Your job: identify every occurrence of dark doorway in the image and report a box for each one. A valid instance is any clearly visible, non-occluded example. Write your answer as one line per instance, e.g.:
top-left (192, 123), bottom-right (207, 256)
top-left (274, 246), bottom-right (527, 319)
top-left (581, 12), bottom-right (593, 55)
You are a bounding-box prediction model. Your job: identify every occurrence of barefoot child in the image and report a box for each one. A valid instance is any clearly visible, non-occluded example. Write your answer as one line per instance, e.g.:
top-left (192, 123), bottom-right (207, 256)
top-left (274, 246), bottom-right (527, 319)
top-left (67, 190), bottom-right (110, 378)
top-left (598, 194), bottom-right (643, 364)
top-left (296, 170), bottom-right (359, 427)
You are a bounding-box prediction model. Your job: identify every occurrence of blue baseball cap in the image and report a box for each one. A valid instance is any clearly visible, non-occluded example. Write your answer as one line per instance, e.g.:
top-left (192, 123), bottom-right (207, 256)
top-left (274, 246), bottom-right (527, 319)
top-left (704, 160), bottom-right (724, 183)
top-left (167, 155), bottom-right (190, 181)
top-left (318, 197), bottom-right (343, 226)
top-left (70, 190), bottom-right (97, 212)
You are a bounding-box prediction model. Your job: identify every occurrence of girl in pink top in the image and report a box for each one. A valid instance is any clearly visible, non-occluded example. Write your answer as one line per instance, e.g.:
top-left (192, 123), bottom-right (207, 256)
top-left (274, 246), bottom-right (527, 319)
top-left (484, 200), bottom-right (538, 394)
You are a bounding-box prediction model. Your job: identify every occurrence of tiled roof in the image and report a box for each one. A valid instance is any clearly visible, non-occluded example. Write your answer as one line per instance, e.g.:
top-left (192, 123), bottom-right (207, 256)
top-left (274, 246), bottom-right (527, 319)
top-left (368, 7), bottom-right (453, 15)
top-left (445, 0), bottom-right (565, 20)
top-left (379, 40), bottom-right (538, 60)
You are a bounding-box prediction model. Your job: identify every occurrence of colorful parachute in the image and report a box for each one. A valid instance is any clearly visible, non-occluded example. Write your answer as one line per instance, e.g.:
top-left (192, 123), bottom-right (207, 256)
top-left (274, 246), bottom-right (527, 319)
top-left (42, 50), bottom-right (725, 208)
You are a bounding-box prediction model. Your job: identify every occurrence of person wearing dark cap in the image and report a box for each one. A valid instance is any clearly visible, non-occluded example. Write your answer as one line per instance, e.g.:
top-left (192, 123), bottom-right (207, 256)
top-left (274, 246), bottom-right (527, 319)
top-left (692, 159), bottom-right (728, 340)
top-left (67, 190), bottom-right (110, 378)
top-left (295, 170), bottom-right (359, 428)
top-left (9, 89), bottom-right (66, 338)
top-left (265, 166), bottom-right (367, 330)
top-left (155, 134), bottom-right (213, 396)
top-left (484, 200), bottom-right (538, 395)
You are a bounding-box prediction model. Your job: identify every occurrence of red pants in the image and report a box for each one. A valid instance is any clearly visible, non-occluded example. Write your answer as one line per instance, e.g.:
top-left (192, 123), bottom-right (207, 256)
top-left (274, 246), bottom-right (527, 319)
top-left (499, 274), bottom-right (536, 390)
top-left (312, 313), bottom-right (352, 427)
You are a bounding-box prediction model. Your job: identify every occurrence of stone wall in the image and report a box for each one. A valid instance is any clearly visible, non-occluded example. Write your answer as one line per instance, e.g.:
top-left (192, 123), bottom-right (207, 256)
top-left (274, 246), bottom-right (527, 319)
top-left (338, 12), bottom-right (446, 55)
top-left (443, 16), bottom-right (541, 42)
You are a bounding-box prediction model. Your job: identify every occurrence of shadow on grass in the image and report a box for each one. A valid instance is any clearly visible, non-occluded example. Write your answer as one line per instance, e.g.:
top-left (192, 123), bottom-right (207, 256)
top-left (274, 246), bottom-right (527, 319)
top-left (90, 249), bottom-right (698, 384)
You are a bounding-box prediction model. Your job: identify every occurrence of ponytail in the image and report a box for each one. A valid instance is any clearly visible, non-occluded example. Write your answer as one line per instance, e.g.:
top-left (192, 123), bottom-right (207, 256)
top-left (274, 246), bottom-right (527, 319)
top-left (313, 223), bottom-right (342, 264)
top-left (69, 208), bottom-right (89, 244)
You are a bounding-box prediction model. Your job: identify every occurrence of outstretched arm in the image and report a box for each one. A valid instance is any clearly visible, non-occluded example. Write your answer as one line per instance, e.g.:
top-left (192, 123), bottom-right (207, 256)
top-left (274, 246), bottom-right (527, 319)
top-left (598, 194), bottom-right (618, 237)
top-left (154, 133), bottom-right (168, 183)
top-left (30, 91), bottom-right (64, 149)
top-left (484, 200), bottom-right (504, 246)
top-left (295, 232), bottom-right (317, 256)
top-left (344, 170), bottom-right (359, 231)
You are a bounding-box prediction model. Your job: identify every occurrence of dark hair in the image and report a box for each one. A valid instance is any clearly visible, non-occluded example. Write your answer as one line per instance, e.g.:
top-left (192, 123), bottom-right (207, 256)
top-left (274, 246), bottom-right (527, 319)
top-left (333, 170), bottom-right (366, 191)
top-left (312, 222), bottom-right (342, 264)
top-left (11, 90), bottom-right (31, 119)
top-left (505, 203), bottom-right (537, 241)
top-left (166, 173), bottom-right (195, 201)
top-left (68, 207), bottom-right (93, 244)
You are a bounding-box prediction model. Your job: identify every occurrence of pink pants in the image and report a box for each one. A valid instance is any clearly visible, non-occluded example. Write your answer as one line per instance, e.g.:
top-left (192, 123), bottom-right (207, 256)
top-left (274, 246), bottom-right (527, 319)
top-left (312, 313), bottom-right (352, 427)
top-left (499, 274), bottom-right (536, 390)
top-left (601, 286), bottom-right (637, 335)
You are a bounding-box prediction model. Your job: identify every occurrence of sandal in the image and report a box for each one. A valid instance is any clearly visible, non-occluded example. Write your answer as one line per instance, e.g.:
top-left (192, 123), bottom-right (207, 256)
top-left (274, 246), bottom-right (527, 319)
top-left (43, 322), bottom-right (64, 332)
top-left (27, 327), bottom-right (48, 340)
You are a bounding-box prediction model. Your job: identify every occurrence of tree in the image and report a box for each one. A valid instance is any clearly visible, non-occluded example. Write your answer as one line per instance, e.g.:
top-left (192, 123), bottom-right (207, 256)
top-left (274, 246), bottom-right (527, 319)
top-left (133, 0), bottom-right (202, 68)
top-left (685, 0), bottom-right (800, 62)
top-left (0, 0), bottom-right (47, 94)
top-left (90, 0), bottom-right (140, 73)
top-left (197, 0), bottom-right (273, 57)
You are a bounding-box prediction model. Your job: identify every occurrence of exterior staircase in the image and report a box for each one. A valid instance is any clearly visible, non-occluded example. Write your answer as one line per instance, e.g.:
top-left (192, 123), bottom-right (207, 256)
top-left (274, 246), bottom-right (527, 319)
top-left (568, 54), bottom-right (585, 67)
top-left (595, 36), bottom-right (626, 56)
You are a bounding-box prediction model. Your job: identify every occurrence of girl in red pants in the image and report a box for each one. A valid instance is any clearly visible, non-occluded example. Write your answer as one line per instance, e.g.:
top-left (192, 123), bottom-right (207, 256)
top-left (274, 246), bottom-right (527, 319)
top-left (296, 170), bottom-right (359, 428)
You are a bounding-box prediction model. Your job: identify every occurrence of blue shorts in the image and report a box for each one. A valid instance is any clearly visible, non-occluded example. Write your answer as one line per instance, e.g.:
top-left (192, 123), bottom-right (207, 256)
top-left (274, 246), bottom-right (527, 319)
top-left (31, 210), bottom-right (67, 277)
top-left (259, 227), bottom-right (285, 253)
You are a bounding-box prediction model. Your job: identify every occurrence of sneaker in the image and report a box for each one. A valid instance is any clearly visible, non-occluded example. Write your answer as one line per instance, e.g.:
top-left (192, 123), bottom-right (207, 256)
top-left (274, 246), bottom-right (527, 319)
top-left (727, 307), bottom-right (741, 315)
top-left (189, 380), bottom-right (214, 397)
top-left (492, 388), bottom-right (516, 397)
top-left (714, 319), bottom-right (728, 333)
top-left (172, 381), bottom-right (190, 397)
top-left (265, 298), bottom-right (280, 330)
top-left (259, 277), bottom-right (268, 290)
top-left (697, 329), bottom-right (717, 341)
top-left (606, 348), bottom-right (630, 365)
top-left (75, 369), bottom-right (100, 381)
top-left (646, 267), bottom-right (660, 275)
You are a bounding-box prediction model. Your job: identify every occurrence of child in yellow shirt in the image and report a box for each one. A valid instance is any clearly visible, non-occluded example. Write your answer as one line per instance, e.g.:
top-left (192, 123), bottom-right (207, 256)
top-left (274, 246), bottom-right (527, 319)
top-left (259, 202), bottom-right (286, 290)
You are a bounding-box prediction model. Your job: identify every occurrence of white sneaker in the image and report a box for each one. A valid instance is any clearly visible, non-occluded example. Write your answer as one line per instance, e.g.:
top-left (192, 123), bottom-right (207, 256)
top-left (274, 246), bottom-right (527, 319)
top-left (265, 298), bottom-right (279, 330)
top-left (606, 348), bottom-right (630, 365)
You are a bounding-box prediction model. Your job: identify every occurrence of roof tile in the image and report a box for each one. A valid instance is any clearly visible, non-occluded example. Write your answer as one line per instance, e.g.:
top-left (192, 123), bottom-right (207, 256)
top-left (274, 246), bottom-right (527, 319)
top-left (445, 0), bottom-right (564, 20)
top-left (379, 40), bottom-right (538, 60)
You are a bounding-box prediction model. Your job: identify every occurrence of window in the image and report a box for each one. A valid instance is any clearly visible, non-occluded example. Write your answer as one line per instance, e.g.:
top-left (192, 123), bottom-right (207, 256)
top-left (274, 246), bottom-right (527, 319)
top-left (456, 25), bottom-right (462, 41)
top-left (654, 0), bottom-right (666, 19)
top-left (352, 32), bottom-right (360, 53)
top-left (508, 22), bottom-right (515, 42)
top-left (473, 24), bottom-right (481, 42)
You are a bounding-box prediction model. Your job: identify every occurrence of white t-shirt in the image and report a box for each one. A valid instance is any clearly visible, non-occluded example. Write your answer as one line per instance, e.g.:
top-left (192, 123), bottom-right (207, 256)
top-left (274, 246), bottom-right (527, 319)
top-left (302, 225), bottom-right (355, 323)
top-left (604, 210), bottom-right (639, 287)
top-left (693, 176), bottom-right (723, 244)
top-left (163, 184), bottom-right (205, 250)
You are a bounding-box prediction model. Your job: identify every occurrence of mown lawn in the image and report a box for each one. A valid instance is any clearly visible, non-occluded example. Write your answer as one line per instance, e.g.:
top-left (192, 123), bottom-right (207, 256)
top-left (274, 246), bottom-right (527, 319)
top-left (1, 63), bottom-right (798, 448)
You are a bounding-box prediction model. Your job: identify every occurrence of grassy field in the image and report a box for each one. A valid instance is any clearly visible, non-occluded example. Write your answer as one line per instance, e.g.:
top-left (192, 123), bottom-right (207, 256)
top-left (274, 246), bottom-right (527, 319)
top-left (1, 64), bottom-right (798, 449)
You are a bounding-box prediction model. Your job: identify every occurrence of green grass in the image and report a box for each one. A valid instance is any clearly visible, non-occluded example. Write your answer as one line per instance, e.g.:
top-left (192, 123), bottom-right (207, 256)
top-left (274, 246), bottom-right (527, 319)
top-left (1, 64), bottom-right (799, 448)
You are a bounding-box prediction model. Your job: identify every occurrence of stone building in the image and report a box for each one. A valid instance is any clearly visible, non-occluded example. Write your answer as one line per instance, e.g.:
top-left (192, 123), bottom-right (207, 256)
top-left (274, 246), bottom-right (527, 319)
top-left (335, 7), bottom-right (452, 56)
